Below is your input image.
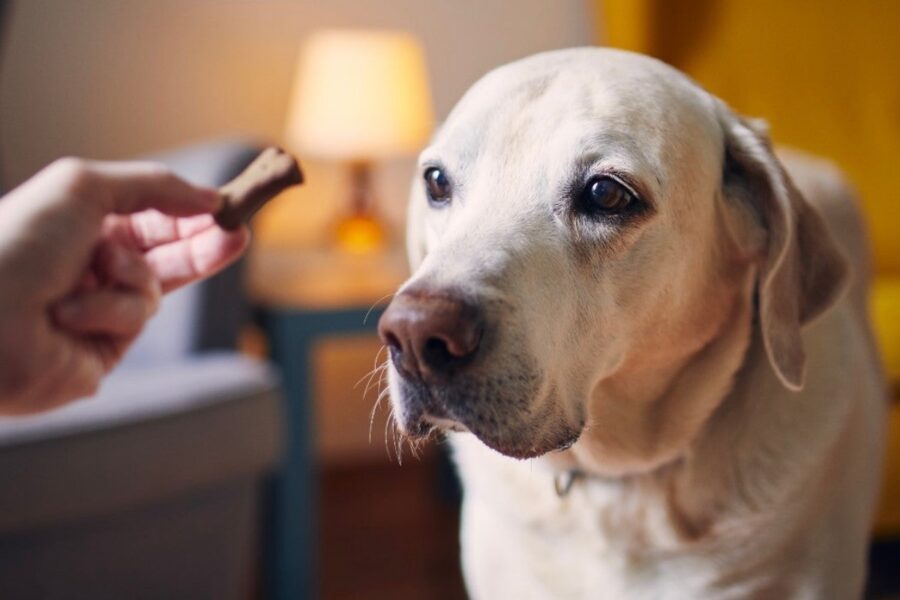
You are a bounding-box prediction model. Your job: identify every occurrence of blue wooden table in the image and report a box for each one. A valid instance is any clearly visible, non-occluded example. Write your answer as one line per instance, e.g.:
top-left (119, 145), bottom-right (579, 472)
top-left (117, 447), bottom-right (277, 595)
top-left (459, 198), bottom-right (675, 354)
top-left (258, 304), bottom-right (387, 600)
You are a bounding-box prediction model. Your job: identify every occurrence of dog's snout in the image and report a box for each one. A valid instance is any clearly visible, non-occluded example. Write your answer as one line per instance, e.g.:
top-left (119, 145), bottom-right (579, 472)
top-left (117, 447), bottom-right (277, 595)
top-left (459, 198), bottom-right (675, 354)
top-left (378, 290), bottom-right (483, 382)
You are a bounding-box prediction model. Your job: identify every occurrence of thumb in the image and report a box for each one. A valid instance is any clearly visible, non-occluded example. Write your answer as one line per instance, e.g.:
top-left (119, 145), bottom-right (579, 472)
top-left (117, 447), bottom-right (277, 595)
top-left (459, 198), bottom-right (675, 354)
top-left (73, 159), bottom-right (223, 217)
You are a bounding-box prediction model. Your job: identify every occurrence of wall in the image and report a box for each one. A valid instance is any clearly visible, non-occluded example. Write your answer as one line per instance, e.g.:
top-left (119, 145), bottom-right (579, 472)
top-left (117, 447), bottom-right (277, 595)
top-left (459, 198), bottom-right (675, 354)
top-left (0, 0), bottom-right (593, 463)
top-left (0, 0), bottom-right (592, 198)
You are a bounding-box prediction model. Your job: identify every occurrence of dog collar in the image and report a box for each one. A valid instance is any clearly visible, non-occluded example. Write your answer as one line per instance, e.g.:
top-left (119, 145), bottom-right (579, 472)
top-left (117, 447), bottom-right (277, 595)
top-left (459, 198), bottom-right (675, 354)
top-left (554, 469), bottom-right (584, 497)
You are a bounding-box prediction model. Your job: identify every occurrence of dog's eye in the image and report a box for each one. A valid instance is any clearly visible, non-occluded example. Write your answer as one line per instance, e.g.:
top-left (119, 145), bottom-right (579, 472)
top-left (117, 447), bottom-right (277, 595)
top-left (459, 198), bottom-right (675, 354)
top-left (578, 176), bottom-right (636, 216)
top-left (424, 167), bottom-right (452, 206)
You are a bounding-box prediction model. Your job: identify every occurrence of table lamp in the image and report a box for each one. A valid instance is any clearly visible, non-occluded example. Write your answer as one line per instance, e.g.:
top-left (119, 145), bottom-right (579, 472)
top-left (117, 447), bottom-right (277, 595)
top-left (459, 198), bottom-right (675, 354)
top-left (285, 29), bottom-right (434, 252)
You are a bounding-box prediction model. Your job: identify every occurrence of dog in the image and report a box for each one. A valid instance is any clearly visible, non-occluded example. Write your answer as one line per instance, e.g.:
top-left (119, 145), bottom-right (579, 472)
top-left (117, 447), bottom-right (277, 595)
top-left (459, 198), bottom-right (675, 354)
top-left (378, 48), bottom-right (886, 599)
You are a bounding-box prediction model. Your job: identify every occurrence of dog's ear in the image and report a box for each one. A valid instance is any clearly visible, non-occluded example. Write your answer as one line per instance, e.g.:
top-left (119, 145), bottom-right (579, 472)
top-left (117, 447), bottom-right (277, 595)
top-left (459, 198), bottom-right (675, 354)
top-left (719, 109), bottom-right (848, 391)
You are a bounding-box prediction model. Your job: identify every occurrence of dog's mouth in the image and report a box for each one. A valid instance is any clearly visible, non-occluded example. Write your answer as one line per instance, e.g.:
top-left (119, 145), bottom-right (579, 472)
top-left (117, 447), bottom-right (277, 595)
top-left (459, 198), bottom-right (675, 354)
top-left (400, 410), bottom-right (469, 439)
top-left (391, 373), bottom-right (582, 460)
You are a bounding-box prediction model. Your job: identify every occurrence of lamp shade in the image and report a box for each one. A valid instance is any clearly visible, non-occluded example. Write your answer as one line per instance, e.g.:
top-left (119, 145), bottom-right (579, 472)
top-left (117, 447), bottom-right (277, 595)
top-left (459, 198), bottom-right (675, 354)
top-left (285, 30), bottom-right (434, 160)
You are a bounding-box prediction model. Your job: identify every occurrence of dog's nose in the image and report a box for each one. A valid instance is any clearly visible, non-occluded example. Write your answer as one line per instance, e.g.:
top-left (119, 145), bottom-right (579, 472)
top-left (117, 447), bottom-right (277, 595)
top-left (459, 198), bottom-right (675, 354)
top-left (378, 289), bottom-right (483, 382)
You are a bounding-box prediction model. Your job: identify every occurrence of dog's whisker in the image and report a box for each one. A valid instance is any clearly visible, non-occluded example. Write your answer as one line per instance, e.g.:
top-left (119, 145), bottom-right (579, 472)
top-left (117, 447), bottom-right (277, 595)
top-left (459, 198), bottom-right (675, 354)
top-left (368, 381), bottom-right (392, 444)
top-left (404, 434), bottom-right (419, 460)
top-left (374, 343), bottom-right (388, 363)
top-left (383, 406), bottom-right (395, 460)
top-left (362, 346), bottom-right (393, 445)
top-left (354, 365), bottom-right (380, 392)
top-left (354, 349), bottom-right (388, 391)
top-left (363, 292), bottom-right (396, 325)
top-left (359, 362), bottom-right (388, 400)
top-left (368, 390), bottom-right (385, 445)
top-left (412, 434), bottom-right (431, 460)
top-left (394, 422), bottom-right (403, 465)
top-left (388, 416), bottom-right (398, 464)
top-left (393, 418), bottom-right (406, 466)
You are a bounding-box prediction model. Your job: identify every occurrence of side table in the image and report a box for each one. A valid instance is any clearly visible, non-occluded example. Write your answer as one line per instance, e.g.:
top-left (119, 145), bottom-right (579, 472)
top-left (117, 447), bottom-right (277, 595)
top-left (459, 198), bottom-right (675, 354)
top-left (248, 244), bottom-right (407, 600)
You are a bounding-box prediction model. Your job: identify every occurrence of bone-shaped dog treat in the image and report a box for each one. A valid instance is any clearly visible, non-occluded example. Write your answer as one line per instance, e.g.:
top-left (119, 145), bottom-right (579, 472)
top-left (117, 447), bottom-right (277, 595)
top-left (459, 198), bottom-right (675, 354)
top-left (214, 147), bottom-right (304, 230)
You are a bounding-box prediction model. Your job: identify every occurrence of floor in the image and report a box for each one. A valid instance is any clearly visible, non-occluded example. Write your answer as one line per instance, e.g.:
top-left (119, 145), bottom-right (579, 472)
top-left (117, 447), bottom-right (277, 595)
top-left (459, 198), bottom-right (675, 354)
top-left (319, 450), bottom-right (467, 600)
top-left (317, 452), bottom-right (900, 600)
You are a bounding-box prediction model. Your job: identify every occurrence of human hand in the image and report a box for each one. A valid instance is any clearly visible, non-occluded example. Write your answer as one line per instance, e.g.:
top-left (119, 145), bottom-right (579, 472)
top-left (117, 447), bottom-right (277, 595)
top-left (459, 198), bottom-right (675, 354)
top-left (0, 158), bottom-right (250, 414)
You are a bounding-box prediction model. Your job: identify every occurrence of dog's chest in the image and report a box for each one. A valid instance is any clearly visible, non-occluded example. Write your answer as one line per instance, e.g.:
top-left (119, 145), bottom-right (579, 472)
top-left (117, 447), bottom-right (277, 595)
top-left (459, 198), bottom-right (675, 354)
top-left (452, 435), bottom-right (715, 599)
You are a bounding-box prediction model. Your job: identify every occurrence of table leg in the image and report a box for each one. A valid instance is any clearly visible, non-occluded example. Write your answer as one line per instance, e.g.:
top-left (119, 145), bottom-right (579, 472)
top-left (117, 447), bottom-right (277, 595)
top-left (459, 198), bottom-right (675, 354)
top-left (259, 307), bottom-right (387, 600)
top-left (263, 314), bottom-right (316, 600)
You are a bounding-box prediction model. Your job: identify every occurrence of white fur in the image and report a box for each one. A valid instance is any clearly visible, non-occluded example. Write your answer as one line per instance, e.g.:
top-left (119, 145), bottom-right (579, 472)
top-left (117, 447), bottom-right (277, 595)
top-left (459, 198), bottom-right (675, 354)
top-left (387, 48), bottom-right (886, 599)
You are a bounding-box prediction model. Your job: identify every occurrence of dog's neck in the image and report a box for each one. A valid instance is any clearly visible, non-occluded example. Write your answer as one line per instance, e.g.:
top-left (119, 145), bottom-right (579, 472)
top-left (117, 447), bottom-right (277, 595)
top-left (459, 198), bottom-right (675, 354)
top-left (549, 269), bottom-right (758, 480)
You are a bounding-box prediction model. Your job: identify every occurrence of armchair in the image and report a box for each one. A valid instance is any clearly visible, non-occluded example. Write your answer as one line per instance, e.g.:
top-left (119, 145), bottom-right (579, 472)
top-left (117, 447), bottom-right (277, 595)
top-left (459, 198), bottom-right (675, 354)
top-left (0, 140), bottom-right (284, 600)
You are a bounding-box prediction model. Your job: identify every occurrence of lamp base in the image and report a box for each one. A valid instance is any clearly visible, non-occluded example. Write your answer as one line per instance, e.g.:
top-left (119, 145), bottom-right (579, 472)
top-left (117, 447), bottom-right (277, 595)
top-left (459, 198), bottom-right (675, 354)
top-left (335, 161), bottom-right (386, 254)
top-left (335, 212), bottom-right (385, 254)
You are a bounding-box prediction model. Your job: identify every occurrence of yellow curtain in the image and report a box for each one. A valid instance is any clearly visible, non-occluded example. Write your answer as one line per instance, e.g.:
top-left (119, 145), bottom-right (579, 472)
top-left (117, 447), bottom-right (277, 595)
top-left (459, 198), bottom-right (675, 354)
top-left (598, 0), bottom-right (899, 275)
top-left (596, 0), bottom-right (900, 534)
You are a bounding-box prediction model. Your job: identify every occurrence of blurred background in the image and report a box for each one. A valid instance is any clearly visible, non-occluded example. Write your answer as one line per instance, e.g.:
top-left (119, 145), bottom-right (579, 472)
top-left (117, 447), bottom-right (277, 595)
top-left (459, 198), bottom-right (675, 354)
top-left (0, 1), bottom-right (897, 599)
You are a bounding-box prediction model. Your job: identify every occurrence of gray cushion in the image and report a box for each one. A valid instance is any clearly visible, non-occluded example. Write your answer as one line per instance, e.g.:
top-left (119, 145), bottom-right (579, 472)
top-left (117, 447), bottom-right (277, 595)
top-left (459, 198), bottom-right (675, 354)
top-left (0, 355), bottom-right (282, 534)
top-left (0, 353), bottom-right (278, 447)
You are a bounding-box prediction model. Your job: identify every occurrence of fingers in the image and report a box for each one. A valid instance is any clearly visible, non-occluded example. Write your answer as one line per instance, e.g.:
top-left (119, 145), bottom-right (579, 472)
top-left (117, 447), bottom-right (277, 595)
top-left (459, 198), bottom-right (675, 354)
top-left (50, 157), bottom-right (222, 217)
top-left (145, 225), bottom-right (250, 292)
top-left (0, 157), bottom-right (226, 416)
top-left (94, 241), bottom-right (161, 302)
top-left (104, 211), bottom-right (250, 293)
top-left (74, 269), bottom-right (101, 294)
top-left (0, 158), bottom-right (222, 305)
top-left (103, 213), bottom-right (218, 251)
top-left (0, 343), bottom-right (106, 416)
top-left (53, 288), bottom-right (157, 338)
top-left (53, 243), bottom-right (160, 338)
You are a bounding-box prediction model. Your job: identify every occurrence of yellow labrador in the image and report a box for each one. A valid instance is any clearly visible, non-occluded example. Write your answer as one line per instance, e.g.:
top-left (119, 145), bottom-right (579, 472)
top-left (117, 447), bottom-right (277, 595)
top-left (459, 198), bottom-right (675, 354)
top-left (378, 48), bottom-right (886, 599)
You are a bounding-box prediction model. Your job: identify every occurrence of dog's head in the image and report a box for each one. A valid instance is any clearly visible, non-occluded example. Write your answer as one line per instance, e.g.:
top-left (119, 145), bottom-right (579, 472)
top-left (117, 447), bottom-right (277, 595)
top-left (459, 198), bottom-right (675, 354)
top-left (378, 48), bottom-right (846, 467)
